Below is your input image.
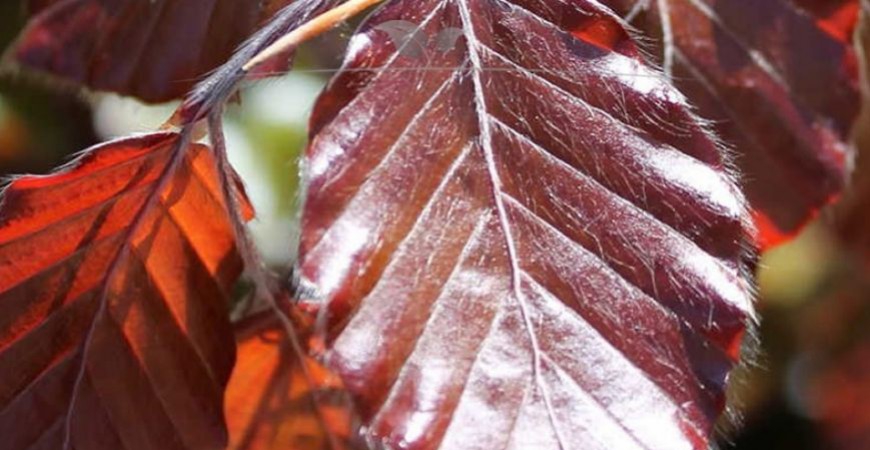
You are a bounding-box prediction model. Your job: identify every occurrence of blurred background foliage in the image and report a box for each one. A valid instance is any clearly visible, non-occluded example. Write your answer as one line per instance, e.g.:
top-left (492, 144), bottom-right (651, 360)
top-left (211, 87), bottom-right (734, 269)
top-left (1, 3), bottom-right (869, 449)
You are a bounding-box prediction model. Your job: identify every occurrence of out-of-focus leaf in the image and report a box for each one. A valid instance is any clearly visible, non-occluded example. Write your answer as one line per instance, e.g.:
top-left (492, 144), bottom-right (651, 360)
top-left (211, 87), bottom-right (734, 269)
top-left (9, 0), bottom-right (296, 102)
top-left (612, 0), bottom-right (861, 248)
top-left (839, 176), bottom-right (870, 269)
top-left (810, 346), bottom-right (870, 449)
top-left (804, 286), bottom-right (870, 450)
top-left (0, 132), bottom-right (248, 449)
top-left (226, 311), bottom-right (359, 450)
top-left (297, 1), bottom-right (755, 448)
top-left (838, 12), bottom-right (870, 268)
top-left (816, 48), bottom-right (870, 445)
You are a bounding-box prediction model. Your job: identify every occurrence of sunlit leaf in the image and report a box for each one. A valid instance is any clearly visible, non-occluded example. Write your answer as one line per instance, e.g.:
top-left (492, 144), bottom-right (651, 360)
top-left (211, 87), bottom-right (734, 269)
top-left (0, 132), bottom-right (246, 449)
top-left (297, 0), bottom-right (756, 448)
top-left (226, 311), bottom-right (359, 450)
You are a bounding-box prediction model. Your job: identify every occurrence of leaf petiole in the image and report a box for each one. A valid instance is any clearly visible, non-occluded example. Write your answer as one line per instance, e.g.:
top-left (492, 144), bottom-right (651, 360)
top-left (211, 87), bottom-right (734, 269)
top-left (243, 0), bottom-right (386, 72)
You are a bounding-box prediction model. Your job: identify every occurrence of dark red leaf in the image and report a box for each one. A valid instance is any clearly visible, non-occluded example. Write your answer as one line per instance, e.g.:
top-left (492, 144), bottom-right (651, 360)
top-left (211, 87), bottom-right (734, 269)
top-left (0, 132), bottom-right (247, 449)
top-left (815, 59), bottom-right (870, 448)
top-left (613, 0), bottom-right (861, 248)
top-left (10, 0), bottom-right (296, 102)
top-left (226, 310), bottom-right (359, 450)
top-left (297, 1), bottom-right (755, 448)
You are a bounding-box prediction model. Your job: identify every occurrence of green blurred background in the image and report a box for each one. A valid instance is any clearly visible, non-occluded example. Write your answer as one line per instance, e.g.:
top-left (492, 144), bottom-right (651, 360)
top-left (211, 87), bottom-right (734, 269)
top-left (2, 3), bottom-right (869, 449)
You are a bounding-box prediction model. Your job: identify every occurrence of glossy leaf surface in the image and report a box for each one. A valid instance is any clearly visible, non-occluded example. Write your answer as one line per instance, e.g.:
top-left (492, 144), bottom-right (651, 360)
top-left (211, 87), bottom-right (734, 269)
top-left (612, 0), bottom-right (861, 247)
top-left (11, 0), bottom-right (295, 102)
top-left (0, 132), bottom-right (244, 449)
top-left (226, 311), bottom-right (358, 450)
top-left (298, 0), bottom-right (755, 448)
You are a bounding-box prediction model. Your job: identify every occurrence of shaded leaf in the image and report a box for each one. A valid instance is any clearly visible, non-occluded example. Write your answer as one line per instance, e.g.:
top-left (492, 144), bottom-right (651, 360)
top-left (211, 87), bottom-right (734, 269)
top-left (0, 132), bottom-right (246, 449)
top-left (297, 0), bottom-right (755, 449)
top-left (226, 310), bottom-right (359, 450)
top-left (612, 0), bottom-right (861, 247)
top-left (10, 0), bottom-right (297, 102)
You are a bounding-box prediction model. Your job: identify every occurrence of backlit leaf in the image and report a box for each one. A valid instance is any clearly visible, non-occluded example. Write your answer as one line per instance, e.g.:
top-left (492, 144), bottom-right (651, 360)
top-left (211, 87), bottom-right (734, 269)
top-left (297, 1), bottom-right (755, 449)
top-left (226, 311), bottom-right (359, 450)
top-left (0, 132), bottom-right (246, 449)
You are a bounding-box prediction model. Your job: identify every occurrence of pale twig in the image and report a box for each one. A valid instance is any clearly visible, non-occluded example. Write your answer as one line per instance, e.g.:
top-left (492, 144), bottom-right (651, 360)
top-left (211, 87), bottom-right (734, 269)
top-left (243, 0), bottom-right (386, 71)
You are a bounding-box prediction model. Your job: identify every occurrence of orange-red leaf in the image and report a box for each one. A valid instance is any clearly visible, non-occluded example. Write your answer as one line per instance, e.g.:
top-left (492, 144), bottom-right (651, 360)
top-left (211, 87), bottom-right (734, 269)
top-left (226, 311), bottom-right (359, 450)
top-left (0, 132), bottom-right (246, 449)
top-left (298, 1), bottom-right (755, 448)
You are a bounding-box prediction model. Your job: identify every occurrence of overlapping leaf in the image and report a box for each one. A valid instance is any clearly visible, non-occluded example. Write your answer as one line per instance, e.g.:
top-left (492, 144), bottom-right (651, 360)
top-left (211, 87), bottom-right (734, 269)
top-left (9, 0), bottom-right (297, 102)
top-left (178, 0), bottom-right (338, 123)
top-left (0, 132), bottom-right (246, 449)
top-left (610, 0), bottom-right (861, 247)
top-left (297, 0), bottom-right (755, 448)
top-left (226, 311), bottom-right (359, 450)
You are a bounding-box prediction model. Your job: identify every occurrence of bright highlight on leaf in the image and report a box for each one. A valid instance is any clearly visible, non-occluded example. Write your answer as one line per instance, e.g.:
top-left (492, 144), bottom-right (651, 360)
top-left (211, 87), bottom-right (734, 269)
top-left (1, 0), bottom-right (866, 448)
top-left (297, 1), bottom-right (755, 448)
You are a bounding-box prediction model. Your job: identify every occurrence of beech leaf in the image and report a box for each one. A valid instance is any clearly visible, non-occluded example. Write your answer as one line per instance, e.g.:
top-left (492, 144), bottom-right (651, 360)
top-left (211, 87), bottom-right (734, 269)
top-left (297, 0), bottom-right (755, 449)
top-left (0, 132), bottom-right (247, 449)
top-left (611, 0), bottom-right (861, 247)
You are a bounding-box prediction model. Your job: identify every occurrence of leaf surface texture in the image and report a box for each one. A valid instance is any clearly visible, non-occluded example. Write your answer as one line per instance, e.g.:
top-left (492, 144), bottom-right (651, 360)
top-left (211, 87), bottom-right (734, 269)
top-left (298, 0), bottom-right (756, 448)
top-left (0, 132), bottom-right (245, 449)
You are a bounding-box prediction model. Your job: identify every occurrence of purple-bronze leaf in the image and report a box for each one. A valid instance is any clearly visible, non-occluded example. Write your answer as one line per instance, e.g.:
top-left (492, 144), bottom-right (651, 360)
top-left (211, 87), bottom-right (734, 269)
top-left (612, 0), bottom-right (861, 248)
top-left (297, 0), bottom-right (756, 449)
